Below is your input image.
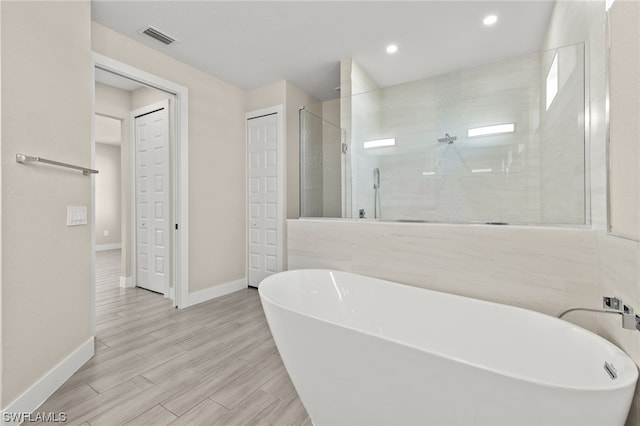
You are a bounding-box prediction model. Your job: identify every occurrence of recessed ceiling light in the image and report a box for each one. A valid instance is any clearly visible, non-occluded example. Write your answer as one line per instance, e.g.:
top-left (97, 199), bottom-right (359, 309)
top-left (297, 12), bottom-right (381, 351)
top-left (386, 44), bottom-right (398, 54)
top-left (483, 15), bottom-right (498, 26)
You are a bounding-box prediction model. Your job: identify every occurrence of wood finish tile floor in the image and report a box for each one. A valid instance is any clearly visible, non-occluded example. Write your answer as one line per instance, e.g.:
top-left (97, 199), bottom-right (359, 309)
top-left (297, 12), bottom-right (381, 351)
top-left (36, 250), bottom-right (311, 425)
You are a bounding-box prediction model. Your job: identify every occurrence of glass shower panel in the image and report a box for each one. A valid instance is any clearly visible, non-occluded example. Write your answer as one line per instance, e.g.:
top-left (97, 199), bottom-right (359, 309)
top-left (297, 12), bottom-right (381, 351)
top-left (348, 43), bottom-right (585, 225)
top-left (539, 43), bottom-right (586, 225)
top-left (299, 109), bottom-right (345, 218)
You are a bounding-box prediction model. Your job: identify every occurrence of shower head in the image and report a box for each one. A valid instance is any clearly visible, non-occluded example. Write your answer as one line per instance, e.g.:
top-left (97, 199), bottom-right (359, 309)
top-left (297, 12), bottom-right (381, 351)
top-left (438, 133), bottom-right (457, 144)
top-left (373, 168), bottom-right (380, 188)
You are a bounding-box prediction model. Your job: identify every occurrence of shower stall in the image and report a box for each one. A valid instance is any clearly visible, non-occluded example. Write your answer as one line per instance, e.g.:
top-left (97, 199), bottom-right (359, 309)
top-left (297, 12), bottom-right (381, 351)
top-left (299, 108), bottom-right (346, 218)
top-left (300, 42), bottom-right (587, 226)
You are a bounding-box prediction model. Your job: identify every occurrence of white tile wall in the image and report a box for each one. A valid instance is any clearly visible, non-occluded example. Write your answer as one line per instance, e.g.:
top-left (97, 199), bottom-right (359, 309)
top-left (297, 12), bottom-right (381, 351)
top-left (288, 219), bottom-right (599, 320)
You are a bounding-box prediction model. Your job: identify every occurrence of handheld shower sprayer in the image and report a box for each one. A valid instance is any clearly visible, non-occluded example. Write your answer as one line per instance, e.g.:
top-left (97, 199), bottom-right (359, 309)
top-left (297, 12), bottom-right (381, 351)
top-left (373, 168), bottom-right (381, 219)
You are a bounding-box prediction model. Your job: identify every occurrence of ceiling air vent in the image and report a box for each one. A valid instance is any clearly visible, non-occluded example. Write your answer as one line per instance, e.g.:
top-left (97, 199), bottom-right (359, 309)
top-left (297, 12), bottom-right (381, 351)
top-left (142, 26), bottom-right (176, 45)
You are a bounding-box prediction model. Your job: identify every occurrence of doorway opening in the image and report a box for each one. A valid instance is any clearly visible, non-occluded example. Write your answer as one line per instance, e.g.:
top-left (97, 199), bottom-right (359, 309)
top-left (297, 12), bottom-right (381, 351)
top-left (91, 53), bottom-right (190, 338)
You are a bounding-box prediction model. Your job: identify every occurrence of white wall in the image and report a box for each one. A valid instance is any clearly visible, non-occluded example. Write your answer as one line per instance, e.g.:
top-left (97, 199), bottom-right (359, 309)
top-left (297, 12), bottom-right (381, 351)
top-left (95, 143), bottom-right (121, 247)
top-left (1, 0), bottom-right (93, 409)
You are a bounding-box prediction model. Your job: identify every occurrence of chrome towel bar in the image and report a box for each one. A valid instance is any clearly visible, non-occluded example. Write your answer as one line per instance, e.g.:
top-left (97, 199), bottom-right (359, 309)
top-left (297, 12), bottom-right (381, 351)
top-left (16, 154), bottom-right (98, 175)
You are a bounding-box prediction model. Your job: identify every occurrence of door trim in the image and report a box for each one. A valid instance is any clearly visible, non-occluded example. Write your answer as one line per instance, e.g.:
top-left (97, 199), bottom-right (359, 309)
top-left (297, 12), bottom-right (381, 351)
top-left (92, 52), bottom-right (190, 309)
top-left (246, 105), bottom-right (285, 286)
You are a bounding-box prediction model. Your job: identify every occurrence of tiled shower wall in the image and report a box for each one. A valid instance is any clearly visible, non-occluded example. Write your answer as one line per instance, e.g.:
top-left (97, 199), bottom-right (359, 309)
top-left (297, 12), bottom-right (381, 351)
top-left (351, 53), bottom-right (546, 224)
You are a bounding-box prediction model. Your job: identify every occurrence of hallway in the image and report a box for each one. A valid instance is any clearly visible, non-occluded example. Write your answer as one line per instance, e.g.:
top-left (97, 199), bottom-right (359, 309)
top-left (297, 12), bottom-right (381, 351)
top-left (35, 250), bottom-right (310, 425)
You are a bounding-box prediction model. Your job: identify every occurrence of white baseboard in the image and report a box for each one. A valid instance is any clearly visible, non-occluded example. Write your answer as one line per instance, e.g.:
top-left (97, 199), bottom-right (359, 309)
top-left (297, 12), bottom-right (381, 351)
top-left (1, 337), bottom-right (94, 426)
top-left (96, 243), bottom-right (122, 252)
top-left (187, 278), bottom-right (247, 307)
top-left (119, 276), bottom-right (133, 288)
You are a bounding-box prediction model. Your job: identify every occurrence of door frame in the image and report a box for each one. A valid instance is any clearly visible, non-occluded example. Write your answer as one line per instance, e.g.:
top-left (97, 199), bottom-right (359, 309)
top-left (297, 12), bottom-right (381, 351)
top-left (92, 52), bottom-right (190, 311)
top-left (131, 99), bottom-right (171, 297)
top-left (245, 105), bottom-right (285, 286)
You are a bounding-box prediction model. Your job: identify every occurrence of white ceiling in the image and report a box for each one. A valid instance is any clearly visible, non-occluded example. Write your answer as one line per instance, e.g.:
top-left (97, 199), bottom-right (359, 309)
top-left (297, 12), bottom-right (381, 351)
top-left (91, 1), bottom-right (555, 102)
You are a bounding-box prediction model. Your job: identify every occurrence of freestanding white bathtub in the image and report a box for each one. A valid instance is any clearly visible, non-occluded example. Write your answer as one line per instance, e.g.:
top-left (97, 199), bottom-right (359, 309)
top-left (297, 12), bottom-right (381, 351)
top-left (259, 269), bottom-right (638, 426)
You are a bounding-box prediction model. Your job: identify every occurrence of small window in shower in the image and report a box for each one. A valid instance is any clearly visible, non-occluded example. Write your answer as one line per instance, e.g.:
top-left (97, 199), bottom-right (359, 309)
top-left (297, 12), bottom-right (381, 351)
top-left (546, 52), bottom-right (559, 110)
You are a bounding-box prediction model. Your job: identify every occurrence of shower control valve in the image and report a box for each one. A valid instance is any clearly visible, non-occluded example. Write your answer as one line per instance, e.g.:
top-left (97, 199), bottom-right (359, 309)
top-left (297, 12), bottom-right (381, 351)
top-left (602, 296), bottom-right (640, 331)
top-left (603, 296), bottom-right (622, 311)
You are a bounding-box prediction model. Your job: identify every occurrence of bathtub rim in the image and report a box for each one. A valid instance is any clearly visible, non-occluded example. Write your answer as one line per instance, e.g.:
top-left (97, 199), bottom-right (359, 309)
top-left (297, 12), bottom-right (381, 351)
top-left (259, 268), bottom-right (639, 393)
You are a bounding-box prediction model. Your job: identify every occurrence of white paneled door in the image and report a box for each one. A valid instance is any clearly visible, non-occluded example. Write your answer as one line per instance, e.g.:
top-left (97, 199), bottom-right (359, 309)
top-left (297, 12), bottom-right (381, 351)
top-left (134, 101), bottom-right (170, 294)
top-left (247, 111), bottom-right (282, 287)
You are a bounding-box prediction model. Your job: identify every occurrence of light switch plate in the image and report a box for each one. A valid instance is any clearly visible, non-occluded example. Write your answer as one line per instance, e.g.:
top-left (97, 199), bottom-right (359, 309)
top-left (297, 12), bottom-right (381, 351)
top-left (67, 206), bottom-right (87, 226)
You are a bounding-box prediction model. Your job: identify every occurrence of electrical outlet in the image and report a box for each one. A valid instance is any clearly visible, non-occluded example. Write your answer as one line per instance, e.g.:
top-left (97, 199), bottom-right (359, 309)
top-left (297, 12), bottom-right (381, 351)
top-left (104, 230), bottom-right (110, 237)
